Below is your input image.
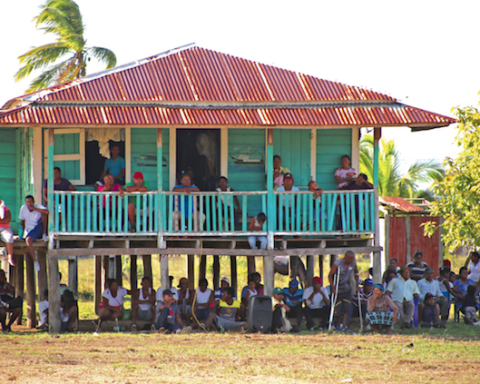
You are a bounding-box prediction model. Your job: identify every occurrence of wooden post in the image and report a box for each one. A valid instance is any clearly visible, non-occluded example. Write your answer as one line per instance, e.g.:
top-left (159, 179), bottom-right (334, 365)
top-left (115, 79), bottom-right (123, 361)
top-left (319, 255), bottom-right (324, 283)
top-left (160, 254), bottom-right (169, 291)
top-left (103, 255), bottom-right (110, 286)
top-left (130, 255), bottom-right (138, 291)
top-left (115, 255), bottom-right (123, 287)
top-left (26, 255), bottom-right (36, 328)
top-left (109, 256), bottom-right (115, 279)
top-left (15, 255), bottom-right (24, 325)
top-left (187, 255), bottom-right (195, 290)
top-left (48, 255), bottom-right (61, 333)
top-left (68, 257), bottom-right (78, 296)
top-left (247, 256), bottom-right (256, 276)
top-left (266, 129), bottom-right (275, 250)
top-left (94, 255), bottom-right (102, 314)
top-left (230, 256), bottom-right (237, 299)
top-left (291, 256), bottom-right (298, 279)
top-left (263, 256), bottom-right (274, 296)
top-left (306, 255), bottom-right (314, 287)
top-left (37, 250), bottom-right (48, 302)
top-left (47, 128), bottom-right (54, 249)
top-left (199, 255), bottom-right (207, 280)
top-left (373, 127), bottom-right (382, 284)
top-left (9, 262), bottom-right (15, 285)
top-left (143, 255), bottom-right (152, 285)
top-left (330, 254), bottom-right (337, 267)
top-left (213, 256), bottom-right (220, 291)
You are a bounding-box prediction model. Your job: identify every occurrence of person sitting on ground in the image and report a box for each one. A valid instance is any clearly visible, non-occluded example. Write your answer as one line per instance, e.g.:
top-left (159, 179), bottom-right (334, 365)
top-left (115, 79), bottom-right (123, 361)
top-left (0, 199), bottom-right (15, 266)
top-left (0, 269), bottom-right (22, 332)
top-left (460, 285), bottom-right (478, 325)
top-left (245, 278), bottom-right (258, 304)
top-left (273, 155), bottom-right (291, 191)
top-left (418, 267), bottom-right (449, 325)
top-left (351, 278), bottom-right (373, 327)
top-left (241, 272), bottom-right (265, 307)
top-left (389, 258), bottom-right (400, 274)
top-left (131, 276), bottom-right (156, 332)
top-left (156, 275), bottom-right (179, 301)
top-left (272, 287), bottom-right (293, 333)
top-left (453, 267), bottom-right (474, 298)
top-left (386, 265), bottom-right (420, 329)
top-left (437, 268), bottom-right (459, 304)
top-left (60, 287), bottom-right (78, 332)
top-left (100, 144), bottom-right (126, 184)
top-left (19, 195), bottom-right (49, 271)
top-left (216, 176), bottom-right (242, 229)
top-left (38, 289), bottom-right (49, 330)
top-left (328, 251), bottom-right (359, 332)
top-left (94, 278), bottom-right (130, 331)
top-left (193, 278), bottom-right (213, 324)
top-left (282, 278), bottom-right (304, 327)
top-left (366, 284), bottom-right (398, 334)
top-left (335, 155), bottom-right (357, 189)
top-left (383, 267), bottom-right (398, 290)
top-left (303, 276), bottom-right (330, 330)
top-left (407, 251), bottom-right (429, 281)
top-left (172, 174), bottom-right (203, 231)
top-left (125, 171), bottom-right (150, 231)
top-left (155, 289), bottom-right (190, 334)
top-left (467, 251), bottom-right (480, 283)
top-left (177, 277), bottom-right (193, 325)
top-left (215, 277), bottom-right (235, 301)
top-left (248, 213), bottom-right (267, 250)
top-left (420, 293), bottom-right (441, 328)
top-left (204, 287), bottom-right (246, 332)
top-left (42, 166), bottom-right (76, 203)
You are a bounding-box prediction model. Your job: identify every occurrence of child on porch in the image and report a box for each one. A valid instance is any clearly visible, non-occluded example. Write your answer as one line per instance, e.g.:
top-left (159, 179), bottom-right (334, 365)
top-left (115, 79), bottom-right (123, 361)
top-left (248, 212), bottom-right (267, 250)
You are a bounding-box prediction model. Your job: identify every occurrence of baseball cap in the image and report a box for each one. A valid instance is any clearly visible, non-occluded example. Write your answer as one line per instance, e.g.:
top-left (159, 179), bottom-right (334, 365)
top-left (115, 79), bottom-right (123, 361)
top-left (289, 278), bottom-right (299, 288)
top-left (363, 278), bottom-right (373, 286)
top-left (283, 173), bottom-right (293, 179)
top-left (221, 277), bottom-right (230, 284)
top-left (162, 289), bottom-right (173, 296)
top-left (312, 276), bottom-right (322, 285)
top-left (133, 171), bottom-right (144, 179)
top-left (273, 287), bottom-right (283, 295)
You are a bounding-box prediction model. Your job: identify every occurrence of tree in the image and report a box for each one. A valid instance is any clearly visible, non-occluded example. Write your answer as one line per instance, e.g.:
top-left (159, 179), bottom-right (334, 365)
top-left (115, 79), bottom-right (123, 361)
top-left (424, 102), bottom-right (480, 251)
top-left (359, 134), bottom-right (444, 199)
top-left (14, 0), bottom-right (116, 92)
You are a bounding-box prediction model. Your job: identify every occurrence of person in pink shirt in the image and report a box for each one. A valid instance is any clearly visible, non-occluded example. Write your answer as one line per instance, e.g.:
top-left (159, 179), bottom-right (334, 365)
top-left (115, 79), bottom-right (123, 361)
top-left (0, 200), bottom-right (14, 266)
top-left (98, 174), bottom-right (125, 206)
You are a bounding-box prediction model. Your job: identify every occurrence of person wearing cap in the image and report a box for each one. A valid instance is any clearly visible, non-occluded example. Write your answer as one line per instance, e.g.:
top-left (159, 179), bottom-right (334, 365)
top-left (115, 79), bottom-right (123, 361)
top-left (407, 251), bottom-right (429, 281)
top-left (351, 278), bottom-right (373, 328)
top-left (271, 287), bottom-right (293, 333)
top-left (366, 284), bottom-right (398, 334)
top-left (193, 278), bottom-right (214, 323)
top-left (417, 267), bottom-right (449, 325)
top-left (276, 173), bottom-right (299, 230)
top-left (385, 266), bottom-right (420, 328)
top-left (0, 269), bottom-right (23, 332)
top-left (419, 293), bottom-right (441, 328)
top-left (282, 278), bottom-right (304, 327)
top-left (154, 289), bottom-right (189, 334)
top-left (215, 277), bottom-right (235, 301)
top-left (156, 275), bottom-right (179, 304)
top-left (100, 144), bottom-right (125, 184)
top-left (131, 276), bottom-right (156, 332)
top-left (303, 276), bottom-right (331, 330)
top-left (125, 171), bottom-right (150, 231)
top-left (177, 277), bottom-right (193, 326)
top-left (204, 287), bottom-right (246, 332)
top-left (273, 155), bottom-right (291, 191)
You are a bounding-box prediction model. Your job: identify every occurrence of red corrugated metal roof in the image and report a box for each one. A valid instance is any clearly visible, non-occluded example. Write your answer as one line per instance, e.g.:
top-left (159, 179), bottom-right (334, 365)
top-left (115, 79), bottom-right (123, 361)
top-left (0, 45), bottom-right (457, 128)
top-left (380, 196), bottom-right (424, 213)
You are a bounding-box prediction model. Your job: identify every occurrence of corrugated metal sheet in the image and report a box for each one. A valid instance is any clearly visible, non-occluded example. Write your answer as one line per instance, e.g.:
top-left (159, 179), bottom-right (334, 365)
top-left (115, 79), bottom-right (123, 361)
top-left (0, 46), bottom-right (457, 128)
top-left (380, 196), bottom-right (423, 213)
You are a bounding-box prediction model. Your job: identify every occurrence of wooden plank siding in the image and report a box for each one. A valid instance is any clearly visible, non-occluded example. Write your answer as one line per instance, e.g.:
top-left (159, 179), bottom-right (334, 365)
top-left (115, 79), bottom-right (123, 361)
top-left (0, 128), bottom-right (19, 231)
top-left (316, 128), bottom-right (352, 190)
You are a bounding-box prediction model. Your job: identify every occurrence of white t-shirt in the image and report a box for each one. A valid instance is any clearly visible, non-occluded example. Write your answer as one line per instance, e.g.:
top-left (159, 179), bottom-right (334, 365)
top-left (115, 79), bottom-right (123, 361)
top-left (216, 187), bottom-right (232, 207)
top-left (335, 167), bottom-right (357, 188)
top-left (277, 186), bottom-right (300, 207)
top-left (19, 204), bottom-right (47, 233)
top-left (303, 286), bottom-right (329, 309)
top-left (102, 287), bottom-right (128, 307)
top-left (138, 287), bottom-right (154, 311)
top-left (195, 288), bottom-right (212, 304)
top-left (39, 300), bottom-right (49, 325)
top-left (246, 288), bottom-right (257, 300)
top-left (469, 261), bottom-right (480, 282)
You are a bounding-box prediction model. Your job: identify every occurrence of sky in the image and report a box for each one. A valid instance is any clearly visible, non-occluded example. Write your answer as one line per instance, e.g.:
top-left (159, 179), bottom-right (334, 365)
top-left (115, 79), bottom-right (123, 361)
top-left (1, 0), bottom-right (479, 173)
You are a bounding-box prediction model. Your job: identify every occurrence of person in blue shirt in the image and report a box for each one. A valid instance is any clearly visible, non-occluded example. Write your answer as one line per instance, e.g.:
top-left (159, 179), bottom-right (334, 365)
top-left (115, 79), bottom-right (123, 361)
top-left (282, 278), bottom-right (304, 326)
top-left (100, 145), bottom-right (125, 184)
top-left (172, 174), bottom-right (204, 231)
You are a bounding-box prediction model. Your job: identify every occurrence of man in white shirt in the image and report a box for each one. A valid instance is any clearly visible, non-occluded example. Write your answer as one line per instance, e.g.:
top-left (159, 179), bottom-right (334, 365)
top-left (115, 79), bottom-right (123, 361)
top-left (18, 195), bottom-right (49, 272)
top-left (303, 276), bottom-right (331, 330)
top-left (386, 266), bottom-right (420, 328)
top-left (417, 267), bottom-right (449, 324)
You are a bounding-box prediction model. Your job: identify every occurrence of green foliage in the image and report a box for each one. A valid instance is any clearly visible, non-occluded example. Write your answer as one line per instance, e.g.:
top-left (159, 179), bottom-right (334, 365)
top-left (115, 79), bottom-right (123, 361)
top-left (15, 0), bottom-right (116, 92)
top-left (425, 101), bottom-right (480, 251)
top-left (360, 134), bottom-right (443, 199)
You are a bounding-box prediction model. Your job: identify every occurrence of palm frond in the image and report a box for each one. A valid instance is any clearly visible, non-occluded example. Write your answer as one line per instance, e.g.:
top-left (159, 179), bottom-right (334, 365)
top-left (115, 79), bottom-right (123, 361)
top-left (27, 57), bottom-right (75, 92)
top-left (88, 47), bottom-right (117, 69)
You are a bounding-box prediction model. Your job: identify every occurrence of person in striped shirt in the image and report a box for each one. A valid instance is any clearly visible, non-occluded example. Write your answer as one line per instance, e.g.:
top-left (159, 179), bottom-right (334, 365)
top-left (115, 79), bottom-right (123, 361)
top-left (407, 251), bottom-right (429, 282)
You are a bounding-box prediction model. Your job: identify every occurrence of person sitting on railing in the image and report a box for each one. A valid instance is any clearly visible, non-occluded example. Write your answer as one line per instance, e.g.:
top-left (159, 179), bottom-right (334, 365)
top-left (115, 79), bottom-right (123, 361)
top-left (0, 199), bottom-right (15, 267)
top-left (193, 278), bottom-right (214, 324)
top-left (341, 173), bottom-right (373, 191)
top-left (18, 195), bottom-right (49, 272)
top-left (172, 174), bottom-right (204, 231)
top-left (273, 155), bottom-right (291, 191)
top-left (216, 176), bottom-right (242, 230)
top-left (93, 278), bottom-right (130, 332)
top-left (131, 276), bottom-right (156, 333)
top-left (277, 173), bottom-right (299, 231)
top-left (125, 171), bottom-right (150, 231)
top-left (99, 144), bottom-right (126, 185)
top-left (335, 155), bottom-right (357, 189)
top-left (99, 174), bottom-right (125, 203)
top-left (307, 180), bottom-right (324, 229)
top-left (248, 212), bottom-right (267, 250)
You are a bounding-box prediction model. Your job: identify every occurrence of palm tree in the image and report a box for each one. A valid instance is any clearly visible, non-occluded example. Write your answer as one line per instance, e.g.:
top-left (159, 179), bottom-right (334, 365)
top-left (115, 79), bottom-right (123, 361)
top-left (359, 134), bottom-right (444, 199)
top-left (14, 0), bottom-right (116, 92)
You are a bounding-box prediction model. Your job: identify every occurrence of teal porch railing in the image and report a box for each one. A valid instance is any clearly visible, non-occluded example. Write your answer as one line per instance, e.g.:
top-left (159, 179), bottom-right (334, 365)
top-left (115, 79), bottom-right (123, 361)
top-left (51, 189), bottom-right (374, 236)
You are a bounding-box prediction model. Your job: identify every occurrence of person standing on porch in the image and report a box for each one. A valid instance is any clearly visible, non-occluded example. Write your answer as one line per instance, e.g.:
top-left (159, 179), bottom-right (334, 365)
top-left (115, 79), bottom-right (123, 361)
top-left (0, 199), bottom-right (15, 267)
top-left (216, 176), bottom-right (242, 229)
top-left (328, 250), bottom-right (360, 332)
top-left (334, 155), bottom-right (357, 189)
top-left (172, 174), bottom-right (203, 231)
top-left (125, 171), bottom-right (150, 231)
top-left (273, 155), bottom-right (291, 191)
top-left (42, 166), bottom-right (76, 203)
top-left (100, 144), bottom-right (125, 185)
top-left (18, 195), bottom-right (49, 272)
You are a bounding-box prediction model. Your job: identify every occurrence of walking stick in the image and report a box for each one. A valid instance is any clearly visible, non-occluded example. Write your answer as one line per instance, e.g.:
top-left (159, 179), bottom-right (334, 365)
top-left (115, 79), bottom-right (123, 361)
top-left (328, 272), bottom-right (340, 331)
top-left (358, 291), bottom-right (363, 332)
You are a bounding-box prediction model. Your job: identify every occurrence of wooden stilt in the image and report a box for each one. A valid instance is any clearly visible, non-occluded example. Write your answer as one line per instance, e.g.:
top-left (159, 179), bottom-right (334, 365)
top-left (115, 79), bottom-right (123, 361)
top-left (306, 255), bottom-right (314, 287)
top-left (230, 256), bottom-right (237, 298)
top-left (143, 255), bottom-right (152, 286)
top-left (330, 254), bottom-right (337, 267)
top-left (37, 250), bottom-right (48, 302)
top-left (94, 255), bottom-right (102, 315)
top-left (48, 255), bottom-right (61, 334)
top-left (109, 256), bottom-right (115, 279)
top-left (291, 256), bottom-right (298, 279)
top-left (115, 255), bottom-right (123, 287)
top-left (103, 255), bottom-right (110, 287)
top-left (26, 255), bottom-right (36, 328)
top-left (68, 257), bottom-right (78, 296)
top-left (213, 255), bottom-right (220, 291)
top-left (8, 262), bottom-right (15, 285)
top-left (247, 256), bottom-right (256, 276)
top-left (15, 255), bottom-right (24, 325)
top-left (263, 256), bottom-right (274, 296)
top-left (199, 255), bottom-right (207, 280)
top-left (130, 255), bottom-right (138, 291)
top-left (160, 254), bottom-right (169, 291)
top-left (187, 255), bottom-right (195, 290)
top-left (319, 255), bottom-right (324, 283)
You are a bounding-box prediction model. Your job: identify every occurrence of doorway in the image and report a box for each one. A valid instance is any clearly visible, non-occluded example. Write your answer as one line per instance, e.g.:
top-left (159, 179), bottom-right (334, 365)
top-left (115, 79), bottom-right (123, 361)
top-left (85, 140), bottom-right (125, 185)
top-left (176, 129), bottom-right (220, 191)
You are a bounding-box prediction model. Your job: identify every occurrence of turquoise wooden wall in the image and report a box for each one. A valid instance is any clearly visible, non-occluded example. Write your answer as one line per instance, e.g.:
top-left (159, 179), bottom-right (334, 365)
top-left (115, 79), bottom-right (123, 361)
top-left (131, 128), bottom-right (169, 190)
top-left (316, 128), bottom-right (352, 190)
top-left (228, 129), bottom-right (265, 216)
top-left (53, 132), bottom-right (81, 180)
top-left (0, 129), bottom-right (19, 231)
top-left (273, 129), bottom-right (311, 187)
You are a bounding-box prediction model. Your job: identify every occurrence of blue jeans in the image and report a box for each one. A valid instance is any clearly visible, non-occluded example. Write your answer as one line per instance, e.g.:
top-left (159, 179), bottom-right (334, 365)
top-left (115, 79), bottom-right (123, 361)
top-left (248, 236), bottom-right (267, 250)
top-left (195, 307), bottom-right (211, 321)
top-left (155, 307), bottom-right (182, 332)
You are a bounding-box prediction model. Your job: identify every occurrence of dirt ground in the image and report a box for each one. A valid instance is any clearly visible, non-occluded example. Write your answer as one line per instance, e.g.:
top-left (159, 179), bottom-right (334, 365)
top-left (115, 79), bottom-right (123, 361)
top-left (2, 327), bottom-right (480, 384)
